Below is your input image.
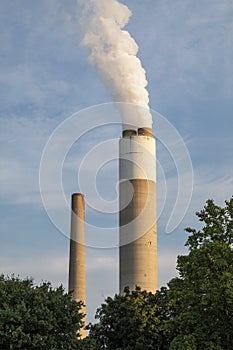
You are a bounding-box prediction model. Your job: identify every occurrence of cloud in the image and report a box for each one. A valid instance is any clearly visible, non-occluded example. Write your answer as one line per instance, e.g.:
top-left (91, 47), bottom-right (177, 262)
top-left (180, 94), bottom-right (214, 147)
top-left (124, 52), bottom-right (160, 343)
top-left (157, 165), bottom-right (233, 237)
top-left (0, 63), bottom-right (72, 117)
top-left (87, 256), bottom-right (118, 272)
top-left (0, 0), bottom-right (99, 117)
top-left (0, 250), bottom-right (68, 287)
top-left (192, 166), bottom-right (233, 208)
top-left (126, 0), bottom-right (233, 107)
top-left (0, 64), bottom-right (46, 107)
top-left (158, 248), bottom-right (184, 287)
top-left (0, 114), bottom-right (119, 210)
top-left (0, 115), bottom-right (58, 205)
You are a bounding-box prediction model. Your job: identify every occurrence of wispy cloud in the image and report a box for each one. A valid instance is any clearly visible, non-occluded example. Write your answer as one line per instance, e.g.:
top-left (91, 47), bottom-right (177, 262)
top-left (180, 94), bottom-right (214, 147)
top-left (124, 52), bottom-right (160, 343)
top-left (0, 250), bottom-right (68, 287)
top-left (0, 115), bottom-right (58, 205)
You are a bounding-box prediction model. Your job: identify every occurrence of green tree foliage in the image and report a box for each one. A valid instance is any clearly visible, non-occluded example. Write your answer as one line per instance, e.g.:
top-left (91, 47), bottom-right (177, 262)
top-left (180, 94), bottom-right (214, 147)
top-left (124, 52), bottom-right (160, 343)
top-left (0, 276), bottom-right (85, 350)
top-left (167, 197), bottom-right (233, 349)
top-left (169, 198), bottom-right (233, 350)
top-left (88, 198), bottom-right (233, 350)
top-left (89, 286), bottom-right (172, 350)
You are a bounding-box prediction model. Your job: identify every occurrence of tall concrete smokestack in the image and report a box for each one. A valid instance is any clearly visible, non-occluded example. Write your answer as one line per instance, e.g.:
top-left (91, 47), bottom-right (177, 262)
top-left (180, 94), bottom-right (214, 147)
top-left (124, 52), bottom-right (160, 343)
top-left (119, 128), bottom-right (157, 293)
top-left (68, 193), bottom-right (86, 338)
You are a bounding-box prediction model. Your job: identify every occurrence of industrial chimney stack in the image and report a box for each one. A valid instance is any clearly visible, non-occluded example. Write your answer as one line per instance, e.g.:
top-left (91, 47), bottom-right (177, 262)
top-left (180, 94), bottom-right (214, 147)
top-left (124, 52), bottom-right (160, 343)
top-left (68, 193), bottom-right (86, 338)
top-left (119, 127), bottom-right (157, 293)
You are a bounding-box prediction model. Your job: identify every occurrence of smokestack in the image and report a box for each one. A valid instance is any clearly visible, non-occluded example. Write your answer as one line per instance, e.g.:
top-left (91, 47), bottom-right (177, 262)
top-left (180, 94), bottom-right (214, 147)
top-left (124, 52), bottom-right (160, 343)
top-left (119, 128), bottom-right (157, 293)
top-left (68, 193), bottom-right (86, 338)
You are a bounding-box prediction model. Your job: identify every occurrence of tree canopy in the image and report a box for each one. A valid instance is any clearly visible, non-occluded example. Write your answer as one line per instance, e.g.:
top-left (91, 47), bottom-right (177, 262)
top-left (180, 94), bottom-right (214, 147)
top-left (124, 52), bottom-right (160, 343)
top-left (167, 197), bottom-right (233, 349)
top-left (89, 286), bottom-right (173, 350)
top-left (0, 276), bottom-right (85, 350)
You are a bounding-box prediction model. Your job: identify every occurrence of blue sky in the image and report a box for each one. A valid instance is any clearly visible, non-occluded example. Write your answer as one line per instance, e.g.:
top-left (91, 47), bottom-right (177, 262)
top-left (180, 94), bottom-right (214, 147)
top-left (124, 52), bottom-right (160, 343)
top-left (0, 0), bottom-right (232, 323)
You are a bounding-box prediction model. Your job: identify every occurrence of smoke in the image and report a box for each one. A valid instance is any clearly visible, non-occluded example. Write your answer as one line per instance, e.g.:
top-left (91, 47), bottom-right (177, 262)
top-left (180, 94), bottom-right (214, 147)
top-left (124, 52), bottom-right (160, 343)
top-left (77, 0), bottom-right (152, 128)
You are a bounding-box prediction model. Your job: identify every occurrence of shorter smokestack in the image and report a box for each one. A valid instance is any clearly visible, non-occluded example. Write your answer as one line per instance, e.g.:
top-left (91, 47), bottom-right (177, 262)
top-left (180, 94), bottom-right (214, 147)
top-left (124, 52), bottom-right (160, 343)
top-left (68, 193), bottom-right (86, 339)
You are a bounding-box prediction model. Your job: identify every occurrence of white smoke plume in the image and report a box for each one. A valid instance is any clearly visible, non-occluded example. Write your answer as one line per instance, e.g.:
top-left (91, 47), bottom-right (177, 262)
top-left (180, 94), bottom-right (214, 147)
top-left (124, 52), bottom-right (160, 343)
top-left (77, 0), bottom-right (152, 128)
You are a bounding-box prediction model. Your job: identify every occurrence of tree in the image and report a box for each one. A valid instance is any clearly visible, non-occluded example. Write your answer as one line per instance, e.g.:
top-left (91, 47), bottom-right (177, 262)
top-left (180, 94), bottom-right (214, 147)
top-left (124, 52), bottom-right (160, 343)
top-left (88, 286), bottom-right (172, 350)
top-left (166, 197), bottom-right (233, 349)
top-left (0, 275), bottom-right (85, 350)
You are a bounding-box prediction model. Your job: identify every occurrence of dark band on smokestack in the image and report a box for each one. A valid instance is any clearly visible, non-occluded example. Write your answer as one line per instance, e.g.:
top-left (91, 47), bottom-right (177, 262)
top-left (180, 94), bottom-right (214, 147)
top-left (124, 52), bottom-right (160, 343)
top-left (122, 129), bottom-right (137, 138)
top-left (68, 193), bottom-right (86, 339)
top-left (138, 127), bottom-right (152, 137)
top-left (122, 127), bottom-right (152, 138)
